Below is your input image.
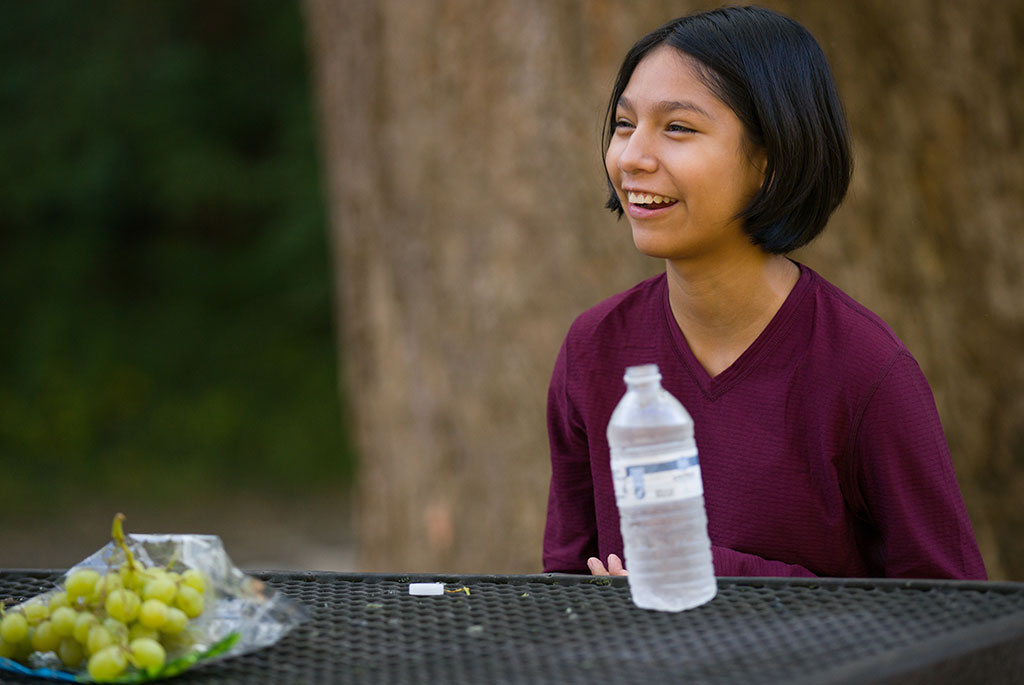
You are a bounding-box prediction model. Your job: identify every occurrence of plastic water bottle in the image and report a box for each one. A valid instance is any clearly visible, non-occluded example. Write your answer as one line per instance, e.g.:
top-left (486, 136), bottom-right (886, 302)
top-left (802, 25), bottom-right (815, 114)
top-left (607, 363), bottom-right (716, 611)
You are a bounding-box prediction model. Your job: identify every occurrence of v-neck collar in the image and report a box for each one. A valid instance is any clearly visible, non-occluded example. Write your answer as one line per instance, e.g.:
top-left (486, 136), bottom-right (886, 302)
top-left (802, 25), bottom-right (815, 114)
top-left (661, 261), bottom-right (812, 400)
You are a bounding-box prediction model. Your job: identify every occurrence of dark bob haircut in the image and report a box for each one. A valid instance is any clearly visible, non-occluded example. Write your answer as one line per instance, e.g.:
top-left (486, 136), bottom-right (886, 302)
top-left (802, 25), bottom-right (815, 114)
top-left (603, 6), bottom-right (852, 254)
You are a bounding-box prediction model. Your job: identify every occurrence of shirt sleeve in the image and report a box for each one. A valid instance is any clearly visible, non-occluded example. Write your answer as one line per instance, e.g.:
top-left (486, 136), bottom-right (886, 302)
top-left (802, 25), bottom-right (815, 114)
top-left (852, 351), bottom-right (987, 579)
top-left (542, 337), bottom-right (599, 573)
top-left (712, 546), bottom-right (818, 577)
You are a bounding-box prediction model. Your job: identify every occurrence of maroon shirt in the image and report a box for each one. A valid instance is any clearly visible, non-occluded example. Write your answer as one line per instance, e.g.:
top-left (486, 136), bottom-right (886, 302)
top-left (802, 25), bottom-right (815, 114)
top-left (544, 264), bottom-right (986, 579)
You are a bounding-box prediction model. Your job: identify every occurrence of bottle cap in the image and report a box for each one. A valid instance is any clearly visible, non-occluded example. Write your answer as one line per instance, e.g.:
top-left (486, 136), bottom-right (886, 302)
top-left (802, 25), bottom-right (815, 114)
top-left (408, 583), bottom-right (445, 596)
top-left (624, 364), bottom-right (661, 383)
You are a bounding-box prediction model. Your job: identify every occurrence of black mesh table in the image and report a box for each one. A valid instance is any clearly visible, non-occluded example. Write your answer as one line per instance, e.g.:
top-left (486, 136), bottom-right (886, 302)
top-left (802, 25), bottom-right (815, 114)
top-left (2, 570), bottom-right (1023, 683)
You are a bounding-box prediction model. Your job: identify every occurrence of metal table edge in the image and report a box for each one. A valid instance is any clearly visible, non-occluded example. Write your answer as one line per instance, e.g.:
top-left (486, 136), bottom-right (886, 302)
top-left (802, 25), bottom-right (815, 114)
top-left (245, 570), bottom-right (1024, 594)
top-left (6, 569), bottom-right (1022, 595)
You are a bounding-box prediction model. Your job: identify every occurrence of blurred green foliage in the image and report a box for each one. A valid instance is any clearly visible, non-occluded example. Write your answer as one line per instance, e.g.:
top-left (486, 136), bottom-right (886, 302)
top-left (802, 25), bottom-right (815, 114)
top-left (0, 0), bottom-right (352, 515)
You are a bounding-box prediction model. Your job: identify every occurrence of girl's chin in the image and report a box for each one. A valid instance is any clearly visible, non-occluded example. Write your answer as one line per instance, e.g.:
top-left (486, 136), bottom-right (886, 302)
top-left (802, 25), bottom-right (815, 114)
top-left (630, 229), bottom-right (682, 260)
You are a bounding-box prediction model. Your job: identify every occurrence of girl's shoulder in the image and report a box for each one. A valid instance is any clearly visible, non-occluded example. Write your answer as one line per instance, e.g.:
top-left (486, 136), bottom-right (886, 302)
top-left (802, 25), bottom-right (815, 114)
top-left (802, 266), bottom-right (906, 355)
top-left (567, 273), bottom-right (667, 341)
top-left (797, 266), bottom-right (918, 397)
top-left (557, 273), bottom-right (668, 401)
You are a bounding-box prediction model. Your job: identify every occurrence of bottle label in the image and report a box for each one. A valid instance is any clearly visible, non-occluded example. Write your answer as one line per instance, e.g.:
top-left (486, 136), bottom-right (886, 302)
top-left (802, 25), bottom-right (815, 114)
top-left (612, 449), bottom-right (703, 507)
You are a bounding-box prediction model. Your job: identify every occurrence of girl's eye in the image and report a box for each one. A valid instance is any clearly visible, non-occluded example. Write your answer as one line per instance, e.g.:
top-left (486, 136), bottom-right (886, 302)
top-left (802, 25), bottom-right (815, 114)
top-left (668, 123), bottom-right (695, 133)
top-left (614, 118), bottom-right (634, 130)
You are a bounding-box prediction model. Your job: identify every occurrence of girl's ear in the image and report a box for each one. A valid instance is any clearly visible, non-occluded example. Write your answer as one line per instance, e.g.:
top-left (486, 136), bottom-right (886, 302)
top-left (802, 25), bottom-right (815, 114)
top-left (748, 143), bottom-right (769, 193)
top-left (751, 144), bottom-right (768, 178)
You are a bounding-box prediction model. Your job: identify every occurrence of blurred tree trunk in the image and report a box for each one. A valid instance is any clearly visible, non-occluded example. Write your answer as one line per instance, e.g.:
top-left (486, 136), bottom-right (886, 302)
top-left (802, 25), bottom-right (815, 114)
top-left (303, 0), bottom-right (1023, 577)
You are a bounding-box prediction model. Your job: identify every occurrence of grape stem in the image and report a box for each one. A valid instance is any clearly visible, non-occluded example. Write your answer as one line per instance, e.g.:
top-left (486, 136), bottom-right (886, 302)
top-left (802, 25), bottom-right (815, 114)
top-left (112, 513), bottom-right (141, 573)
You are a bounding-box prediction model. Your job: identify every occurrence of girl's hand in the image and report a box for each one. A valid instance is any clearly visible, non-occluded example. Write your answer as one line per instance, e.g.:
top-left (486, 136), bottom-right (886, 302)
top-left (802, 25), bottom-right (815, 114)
top-left (587, 554), bottom-right (629, 576)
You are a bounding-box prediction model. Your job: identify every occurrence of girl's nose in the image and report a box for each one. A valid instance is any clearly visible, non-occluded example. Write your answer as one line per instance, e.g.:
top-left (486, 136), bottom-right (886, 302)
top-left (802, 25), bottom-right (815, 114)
top-left (617, 129), bottom-right (658, 175)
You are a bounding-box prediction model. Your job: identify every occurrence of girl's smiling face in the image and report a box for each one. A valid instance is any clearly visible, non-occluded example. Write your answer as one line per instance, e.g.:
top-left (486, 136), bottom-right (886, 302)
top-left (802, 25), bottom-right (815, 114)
top-left (605, 45), bottom-right (767, 262)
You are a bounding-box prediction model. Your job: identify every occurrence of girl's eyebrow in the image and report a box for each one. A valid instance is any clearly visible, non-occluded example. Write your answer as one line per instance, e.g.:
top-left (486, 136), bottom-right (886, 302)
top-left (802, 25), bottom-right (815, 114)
top-left (617, 95), bottom-right (715, 121)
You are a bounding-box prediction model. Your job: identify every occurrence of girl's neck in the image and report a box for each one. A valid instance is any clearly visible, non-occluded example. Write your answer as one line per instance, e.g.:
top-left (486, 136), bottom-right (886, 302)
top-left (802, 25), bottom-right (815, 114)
top-left (665, 251), bottom-right (800, 378)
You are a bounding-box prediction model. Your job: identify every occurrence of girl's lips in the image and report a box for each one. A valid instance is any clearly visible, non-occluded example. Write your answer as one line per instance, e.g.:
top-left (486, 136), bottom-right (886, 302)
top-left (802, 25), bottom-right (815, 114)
top-left (626, 200), bottom-right (677, 219)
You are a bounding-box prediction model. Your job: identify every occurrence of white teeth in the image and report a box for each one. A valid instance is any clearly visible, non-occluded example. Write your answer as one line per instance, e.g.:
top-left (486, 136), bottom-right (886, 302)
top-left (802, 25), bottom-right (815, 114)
top-left (628, 192), bottom-right (673, 205)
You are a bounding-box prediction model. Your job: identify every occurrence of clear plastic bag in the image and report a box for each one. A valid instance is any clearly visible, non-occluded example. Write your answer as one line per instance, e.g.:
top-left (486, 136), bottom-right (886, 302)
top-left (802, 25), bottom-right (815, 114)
top-left (0, 520), bottom-right (308, 682)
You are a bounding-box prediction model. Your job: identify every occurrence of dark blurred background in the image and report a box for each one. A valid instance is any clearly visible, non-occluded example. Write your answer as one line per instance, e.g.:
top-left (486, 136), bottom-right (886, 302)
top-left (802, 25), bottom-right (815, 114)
top-left (0, 1), bottom-right (354, 569)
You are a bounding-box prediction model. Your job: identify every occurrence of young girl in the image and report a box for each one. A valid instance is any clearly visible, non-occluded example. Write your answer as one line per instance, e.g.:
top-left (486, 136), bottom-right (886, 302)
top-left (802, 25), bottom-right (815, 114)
top-left (543, 6), bottom-right (986, 579)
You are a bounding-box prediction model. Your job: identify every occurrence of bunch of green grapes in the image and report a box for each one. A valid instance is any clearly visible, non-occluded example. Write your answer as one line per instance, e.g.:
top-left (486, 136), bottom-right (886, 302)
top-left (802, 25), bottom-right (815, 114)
top-left (0, 515), bottom-right (211, 682)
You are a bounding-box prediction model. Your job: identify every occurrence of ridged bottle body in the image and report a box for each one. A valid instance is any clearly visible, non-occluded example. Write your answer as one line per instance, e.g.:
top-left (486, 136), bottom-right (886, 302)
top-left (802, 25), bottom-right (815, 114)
top-left (607, 365), bottom-right (716, 612)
